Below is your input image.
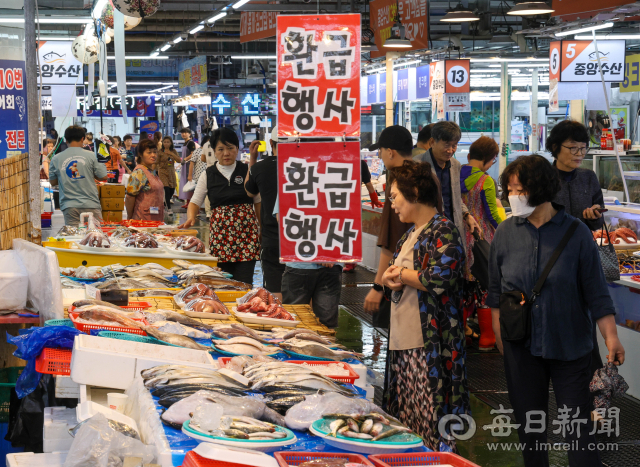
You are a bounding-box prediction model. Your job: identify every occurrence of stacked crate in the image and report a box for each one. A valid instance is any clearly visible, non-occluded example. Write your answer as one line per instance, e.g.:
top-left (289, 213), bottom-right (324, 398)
top-left (99, 184), bottom-right (125, 223)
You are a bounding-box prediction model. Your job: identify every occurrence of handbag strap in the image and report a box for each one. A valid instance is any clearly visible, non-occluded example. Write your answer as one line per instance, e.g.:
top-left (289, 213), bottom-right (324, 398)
top-left (530, 219), bottom-right (580, 302)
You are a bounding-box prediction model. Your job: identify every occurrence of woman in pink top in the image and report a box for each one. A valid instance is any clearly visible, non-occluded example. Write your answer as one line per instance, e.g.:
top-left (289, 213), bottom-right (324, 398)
top-left (125, 139), bottom-right (164, 221)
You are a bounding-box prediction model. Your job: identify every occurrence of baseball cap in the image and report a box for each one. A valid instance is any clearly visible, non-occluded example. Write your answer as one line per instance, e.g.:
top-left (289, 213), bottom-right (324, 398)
top-left (369, 125), bottom-right (413, 153)
top-left (270, 127), bottom-right (295, 143)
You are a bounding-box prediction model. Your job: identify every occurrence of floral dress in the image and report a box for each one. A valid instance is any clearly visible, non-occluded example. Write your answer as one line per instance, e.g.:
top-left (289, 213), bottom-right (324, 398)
top-left (384, 214), bottom-right (471, 452)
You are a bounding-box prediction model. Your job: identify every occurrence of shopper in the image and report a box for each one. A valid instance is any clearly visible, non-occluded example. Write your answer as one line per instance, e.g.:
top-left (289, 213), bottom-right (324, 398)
top-left (188, 135), bottom-right (209, 191)
top-left (49, 125), bottom-right (107, 226)
top-left (157, 136), bottom-right (181, 212)
top-left (153, 131), bottom-right (163, 150)
top-left (122, 135), bottom-right (136, 172)
top-left (245, 127), bottom-right (285, 299)
top-left (178, 128), bottom-right (197, 209)
top-left (140, 131), bottom-right (149, 141)
top-left (40, 139), bottom-right (54, 179)
top-left (112, 136), bottom-right (125, 182)
top-left (84, 132), bottom-right (94, 152)
top-left (412, 122), bottom-right (435, 162)
top-left (103, 135), bottom-right (131, 182)
top-left (488, 154), bottom-right (625, 467)
top-left (381, 161), bottom-right (469, 452)
top-left (361, 160), bottom-right (383, 208)
top-left (125, 139), bottom-right (164, 221)
top-left (201, 135), bottom-right (216, 217)
top-left (179, 128), bottom-right (260, 284)
top-left (49, 129), bottom-right (68, 155)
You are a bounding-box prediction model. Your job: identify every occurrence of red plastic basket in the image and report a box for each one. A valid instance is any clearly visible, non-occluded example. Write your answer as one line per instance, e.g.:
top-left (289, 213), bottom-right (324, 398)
top-left (69, 311), bottom-right (148, 336)
top-left (182, 450), bottom-right (264, 467)
top-left (274, 452), bottom-right (374, 467)
top-left (35, 348), bottom-right (72, 376)
top-left (121, 220), bottom-right (164, 227)
top-left (368, 453), bottom-right (481, 467)
top-left (69, 302), bottom-right (152, 313)
top-left (217, 358), bottom-right (359, 384)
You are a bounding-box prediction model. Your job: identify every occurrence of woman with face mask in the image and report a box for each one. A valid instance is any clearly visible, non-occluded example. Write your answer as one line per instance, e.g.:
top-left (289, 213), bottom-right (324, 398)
top-left (487, 154), bottom-right (624, 467)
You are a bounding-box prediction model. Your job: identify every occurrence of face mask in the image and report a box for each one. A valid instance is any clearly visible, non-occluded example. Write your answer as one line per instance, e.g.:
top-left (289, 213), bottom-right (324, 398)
top-left (508, 194), bottom-right (536, 218)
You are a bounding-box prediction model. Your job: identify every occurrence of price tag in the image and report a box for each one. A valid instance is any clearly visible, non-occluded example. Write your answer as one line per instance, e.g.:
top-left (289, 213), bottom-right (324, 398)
top-left (150, 207), bottom-right (159, 215)
top-left (85, 284), bottom-right (101, 300)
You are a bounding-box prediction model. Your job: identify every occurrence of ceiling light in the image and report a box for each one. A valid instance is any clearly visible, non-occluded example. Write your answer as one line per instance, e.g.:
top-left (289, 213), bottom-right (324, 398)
top-left (190, 24), bottom-right (205, 34)
top-left (160, 44), bottom-right (171, 51)
top-left (574, 34), bottom-right (640, 39)
top-left (440, 4), bottom-right (480, 22)
top-left (0, 17), bottom-right (92, 23)
top-left (507, 2), bottom-right (554, 16)
top-left (362, 42), bottom-right (379, 52)
top-left (394, 60), bottom-right (421, 68)
top-left (207, 12), bottom-right (227, 23)
top-left (173, 36), bottom-right (184, 44)
top-left (384, 21), bottom-right (412, 47)
top-left (232, 0), bottom-right (251, 8)
top-left (555, 22), bottom-right (614, 37)
top-left (150, 52), bottom-right (159, 57)
top-left (37, 36), bottom-right (76, 41)
top-left (489, 32), bottom-right (514, 44)
top-left (471, 58), bottom-right (548, 62)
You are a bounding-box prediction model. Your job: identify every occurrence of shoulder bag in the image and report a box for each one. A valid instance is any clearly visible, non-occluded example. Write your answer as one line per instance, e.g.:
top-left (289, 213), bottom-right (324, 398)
top-left (499, 219), bottom-right (579, 343)
top-left (597, 222), bottom-right (621, 283)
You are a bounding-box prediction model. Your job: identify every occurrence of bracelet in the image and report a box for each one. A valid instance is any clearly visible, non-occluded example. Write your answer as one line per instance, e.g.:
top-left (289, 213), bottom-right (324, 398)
top-left (399, 267), bottom-right (406, 285)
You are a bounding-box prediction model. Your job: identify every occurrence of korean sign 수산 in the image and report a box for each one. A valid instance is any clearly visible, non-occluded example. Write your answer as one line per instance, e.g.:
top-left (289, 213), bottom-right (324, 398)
top-left (0, 60), bottom-right (27, 159)
top-left (277, 14), bottom-right (361, 138)
top-left (37, 41), bottom-right (82, 85)
top-left (278, 142), bottom-right (362, 263)
top-left (549, 40), bottom-right (625, 82)
top-left (178, 56), bottom-right (207, 97)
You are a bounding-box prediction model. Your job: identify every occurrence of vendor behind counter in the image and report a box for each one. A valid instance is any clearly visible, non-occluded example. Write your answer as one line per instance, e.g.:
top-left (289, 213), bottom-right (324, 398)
top-left (125, 139), bottom-right (165, 221)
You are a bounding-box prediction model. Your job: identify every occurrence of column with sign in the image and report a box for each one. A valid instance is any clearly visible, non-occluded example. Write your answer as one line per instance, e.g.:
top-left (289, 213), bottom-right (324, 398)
top-left (276, 14), bottom-right (362, 263)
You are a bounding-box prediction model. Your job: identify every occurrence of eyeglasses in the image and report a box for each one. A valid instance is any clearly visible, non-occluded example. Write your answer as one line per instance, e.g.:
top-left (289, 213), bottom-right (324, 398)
top-left (388, 195), bottom-right (396, 204)
top-left (561, 145), bottom-right (588, 155)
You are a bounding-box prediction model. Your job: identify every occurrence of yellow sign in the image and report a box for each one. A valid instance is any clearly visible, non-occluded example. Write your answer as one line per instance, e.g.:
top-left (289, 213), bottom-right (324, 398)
top-left (621, 53), bottom-right (640, 93)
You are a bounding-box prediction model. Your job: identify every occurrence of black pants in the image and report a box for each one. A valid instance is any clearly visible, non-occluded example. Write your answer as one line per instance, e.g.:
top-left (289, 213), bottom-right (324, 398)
top-left (164, 187), bottom-right (175, 210)
top-left (217, 260), bottom-right (256, 287)
top-left (282, 265), bottom-right (342, 328)
top-left (52, 191), bottom-right (60, 210)
top-left (503, 341), bottom-right (602, 467)
top-left (260, 247), bottom-right (285, 293)
top-left (372, 296), bottom-right (391, 329)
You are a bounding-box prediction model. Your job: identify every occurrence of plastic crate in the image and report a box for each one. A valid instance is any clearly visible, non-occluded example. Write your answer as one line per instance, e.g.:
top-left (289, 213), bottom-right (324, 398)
top-left (45, 319), bottom-right (74, 327)
top-left (182, 450), bottom-right (263, 467)
top-left (35, 348), bottom-right (72, 376)
top-left (121, 220), bottom-right (164, 227)
top-left (274, 452), bottom-right (374, 467)
top-left (218, 358), bottom-right (359, 384)
top-left (0, 367), bottom-right (23, 423)
top-left (368, 453), bottom-right (482, 467)
top-left (97, 331), bottom-right (175, 346)
top-left (69, 311), bottom-right (148, 336)
top-left (69, 301), bottom-right (152, 313)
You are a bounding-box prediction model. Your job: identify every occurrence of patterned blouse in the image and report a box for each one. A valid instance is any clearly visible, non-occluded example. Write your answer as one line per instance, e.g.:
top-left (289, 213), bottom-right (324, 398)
top-left (126, 167), bottom-right (154, 196)
top-left (390, 214), bottom-right (470, 419)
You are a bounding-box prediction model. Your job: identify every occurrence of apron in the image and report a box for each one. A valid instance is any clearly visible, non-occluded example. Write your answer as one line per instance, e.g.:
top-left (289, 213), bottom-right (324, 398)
top-left (389, 227), bottom-right (426, 351)
top-left (132, 165), bottom-right (164, 221)
top-left (209, 203), bottom-right (261, 263)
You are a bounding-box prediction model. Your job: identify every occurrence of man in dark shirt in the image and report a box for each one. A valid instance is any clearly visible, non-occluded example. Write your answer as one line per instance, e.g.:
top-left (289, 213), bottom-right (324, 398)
top-left (245, 127), bottom-right (288, 300)
top-left (122, 135), bottom-right (136, 171)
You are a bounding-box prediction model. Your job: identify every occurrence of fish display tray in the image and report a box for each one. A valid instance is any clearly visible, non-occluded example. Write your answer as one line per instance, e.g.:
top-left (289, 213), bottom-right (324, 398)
top-left (211, 344), bottom-right (281, 358)
top-left (233, 309), bottom-right (301, 328)
top-left (69, 302), bottom-right (152, 313)
top-left (119, 245), bottom-right (166, 255)
top-left (281, 349), bottom-right (339, 362)
top-left (163, 247), bottom-right (215, 259)
top-left (184, 309), bottom-right (232, 320)
top-left (368, 453), bottom-right (481, 467)
top-left (35, 348), bottom-right (72, 376)
top-left (69, 311), bottom-right (149, 336)
top-left (274, 452), bottom-right (374, 467)
top-left (285, 360), bottom-right (359, 384)
top-left (75, 243), bottom-right (121, 253)
top-left (182, 421), bottom-right (297, 452)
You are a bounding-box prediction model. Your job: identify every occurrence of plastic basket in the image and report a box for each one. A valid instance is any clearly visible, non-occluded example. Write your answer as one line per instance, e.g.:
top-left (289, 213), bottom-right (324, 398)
top-left (0, 367), bottom-right (23, 423)
top-left (368, 453), bottom-right (482, 467)
top-left (182, 450), bottom-right (262, 467)
top-left (121, 220), bottom-right (164, 227)
top-left (281, 349), bottom-right (336, 362)
top-left (274, 451), bottom-right (374, 467)
top-left (69, 311), bottom-right (148, 336)
top-left (35, 348), bottom-right (72, 376)
top-left (69, 302), bottom-right (152, 313)
top-left (218, 358), bottom-right (359, 384)
top-left (97, 331), bottom-right (173, 346)
top-left (45, 319), bottom-right (74, 327)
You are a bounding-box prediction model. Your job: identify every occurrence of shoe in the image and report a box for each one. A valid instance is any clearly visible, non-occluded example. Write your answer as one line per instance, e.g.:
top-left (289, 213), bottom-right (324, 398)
top-left (180, 204), bottom-right (188, 209)
top-left (343, 264), bottom-right (356, 272)
top-left (477, 307), bottom-right (496, 351)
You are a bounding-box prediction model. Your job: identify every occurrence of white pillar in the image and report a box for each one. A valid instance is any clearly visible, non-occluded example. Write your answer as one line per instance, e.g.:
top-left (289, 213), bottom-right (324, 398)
top-left (530, 68), bottom-right (539, 153)
top-left (499, 62), bottom-right (511, 174)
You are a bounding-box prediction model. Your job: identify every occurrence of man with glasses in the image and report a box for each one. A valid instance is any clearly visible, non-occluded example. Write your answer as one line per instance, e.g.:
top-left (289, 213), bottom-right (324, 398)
top-left (547, 120), bottom-right (604, 231)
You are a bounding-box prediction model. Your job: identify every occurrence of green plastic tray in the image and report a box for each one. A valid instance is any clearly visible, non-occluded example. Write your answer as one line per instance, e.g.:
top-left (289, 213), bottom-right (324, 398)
top-left (45, 319), bottom-right (74, 327)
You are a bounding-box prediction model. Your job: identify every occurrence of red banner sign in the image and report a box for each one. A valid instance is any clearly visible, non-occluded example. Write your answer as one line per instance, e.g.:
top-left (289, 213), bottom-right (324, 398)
top-left (369, 0), bottom-right (428, 59)
top-left (278, 142), bottom-right (362, 263)
top-left (240, 11), bottom-right (277, 44)
top-left (276, 14), bottom-right (361, 138)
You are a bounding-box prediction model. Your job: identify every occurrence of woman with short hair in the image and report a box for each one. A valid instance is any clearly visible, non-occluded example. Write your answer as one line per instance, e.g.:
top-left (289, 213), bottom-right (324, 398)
top-left (157, 136), bottom-right (181, 212)
top-left (125, 139), bottom-right (164, 221)
top-left (381, 161), bottom-right (469, 452)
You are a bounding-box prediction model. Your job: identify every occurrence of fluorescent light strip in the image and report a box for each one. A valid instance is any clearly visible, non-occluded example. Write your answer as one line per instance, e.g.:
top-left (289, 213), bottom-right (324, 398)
top-left (470, 58), bottom-right (548, 62)
top-left (38, 37), bottom-right (76, 41)
top-left (84, 81), bottom-right (177, 85)
top-left (232, 0), bottom-right (252, 8)
top-left (230, 55), bottom-right (276, 59)
top-left (160, 44), bottom-right (172, 51)
top-left (487, 63), bottom-right (549, 68)
top-left (555, 22), bottom-right (614, 37)
top-left (208, 12), bottom-right (227, 23)
top-left (106, 56), bottom-right (170, 60)
top-left (0, 17), bottom-right (92, 23)
top-left (173, 37), bottom-right (183, 44)
top-left (190, 24), bottom-right (204, 34)
top-left (574, 34), bottom-right (639, 39)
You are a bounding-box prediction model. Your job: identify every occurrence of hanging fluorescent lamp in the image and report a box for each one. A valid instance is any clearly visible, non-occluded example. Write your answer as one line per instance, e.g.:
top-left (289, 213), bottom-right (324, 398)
top-left (507, 2), bottom-right (554, 16)
top-left (555, 22), bottom-right (614, 37)
top-left (440, 3), bottom-right (480, 22)
top-left (489, 32), bottom-right (514, 44)
top-left (384, 22), bottom-right (412, 47)
top-left (232, 0), bottom-right (252, 8)
top-left (208, 12), bottom-right (227, 23)
top-left (160, 44), bottom-right (172, 52)
top-left (190, 23), bottom-right (205, 34)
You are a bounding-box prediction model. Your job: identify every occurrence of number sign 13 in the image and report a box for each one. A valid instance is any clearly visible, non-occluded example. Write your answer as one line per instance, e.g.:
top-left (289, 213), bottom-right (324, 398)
top-left (445, 59), bottom-right (470, 94)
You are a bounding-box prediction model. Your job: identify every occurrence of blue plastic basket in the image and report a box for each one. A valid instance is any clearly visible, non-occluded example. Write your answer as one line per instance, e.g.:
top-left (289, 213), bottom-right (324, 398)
top-left (98, 331), bottom-right (170, 346)
top-left (45, 319), bottom-right (74, 327)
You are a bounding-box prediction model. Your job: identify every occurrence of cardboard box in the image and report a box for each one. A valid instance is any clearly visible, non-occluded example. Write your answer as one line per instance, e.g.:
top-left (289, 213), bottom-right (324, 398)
top-left (100, 198), bottom-right (124, 211)
top-left (100, 184), bottom-right (125, 198)
top-left (102, 211), bottom-right (123, 223)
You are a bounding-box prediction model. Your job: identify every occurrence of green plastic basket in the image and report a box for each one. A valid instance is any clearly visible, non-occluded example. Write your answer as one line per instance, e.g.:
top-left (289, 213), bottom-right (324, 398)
top-left (45, 319), bottom-right (74, 327)
top-left (0, 367), bottom-right (23, 423)
top-left (98, 331), bottom-right (168, 346)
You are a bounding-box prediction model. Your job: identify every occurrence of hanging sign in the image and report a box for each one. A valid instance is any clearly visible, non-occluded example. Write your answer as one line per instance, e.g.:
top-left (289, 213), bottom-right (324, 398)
top-left (76, 95), bottom-right (156, 117)
top-left (37, 41), bottom-right (82, 85)
top-left (549, 40), bottom-right (625, 82)
top-left (445, 59), bottom-right (470, 93)
top-left (0, 60), bottom-right (28, 159)
top-left (378, 72), bottom-right (386, 104)
top-left (396, 68), bottom-right (409, 101)
top-left (444, 93), bottom-right (470, 112)
top-left (429, 61), bottom-right (445, 96)
top-left (240, 11), bottom-right (277, 43)
top-left (416, 64), bottom-right (430, 99)
top-left (278, 142), bottom-right (362, 263)
top-left (621, 53), bottom-right (640, 93)
top-left (369, 0), bottom-right (428, 59)
top-left (366, 74), bottom-right (377, 104)
top-left (276, 14), bottom-right (361, 138)
top-left (140, 120), bottom-right (160, 133)
top-left (178, 56), bottom-right (207, 97)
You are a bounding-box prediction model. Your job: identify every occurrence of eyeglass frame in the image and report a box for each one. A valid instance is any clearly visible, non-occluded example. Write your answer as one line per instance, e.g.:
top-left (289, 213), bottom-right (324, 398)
top-left (561, 145), bottom-right (588, 155)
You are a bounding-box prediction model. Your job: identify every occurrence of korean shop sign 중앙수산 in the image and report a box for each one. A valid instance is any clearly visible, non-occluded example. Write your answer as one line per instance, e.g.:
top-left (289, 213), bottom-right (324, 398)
top-left (549, 40), bottom-right (625, 82)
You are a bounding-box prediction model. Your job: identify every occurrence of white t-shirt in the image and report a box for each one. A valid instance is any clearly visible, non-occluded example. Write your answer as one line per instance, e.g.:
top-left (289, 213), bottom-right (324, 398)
top-left (191, 162), bottom-right (261, 207)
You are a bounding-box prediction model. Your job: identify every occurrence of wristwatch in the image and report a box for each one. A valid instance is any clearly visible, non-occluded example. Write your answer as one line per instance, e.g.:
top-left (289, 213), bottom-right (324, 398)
top-left (372, 283), bottom-right (384, 292)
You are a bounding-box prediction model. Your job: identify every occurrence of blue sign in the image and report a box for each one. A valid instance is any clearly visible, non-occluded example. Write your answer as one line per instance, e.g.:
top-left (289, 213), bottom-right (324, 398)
top-left (77, 96), bottom-right (156, 118)
top-left (379, 73), bottom-right (386, 103)
top-left (211, 94), bottom-right (232, 114)
top-left (397, 69), bottom-right (409, 101)
top-left (367, 75), bottom-right (377, 104)
top-left (140, 120), bottom-right (160, 134)
top-left (416, 65), bottom-right (430, 99)
top-left (0, 60), bottom-right (28, 159)
top-left (241, 93), bottom-right (260, 114)
top-left (178, 56), bottom-right (207, 97)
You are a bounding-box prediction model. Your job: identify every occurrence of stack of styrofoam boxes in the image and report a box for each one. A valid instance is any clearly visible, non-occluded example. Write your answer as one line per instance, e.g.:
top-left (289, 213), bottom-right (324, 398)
top-left (349, 362), bottom-right (375, 401)
top-left (6, 452), bottom-right (67, 467)
top-left (43, 407), bottom-right (77, 453)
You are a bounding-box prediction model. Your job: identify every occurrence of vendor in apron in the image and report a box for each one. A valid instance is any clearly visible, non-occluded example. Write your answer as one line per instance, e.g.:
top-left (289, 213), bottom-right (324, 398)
top-left (179, 127), bottom-right (260, 285)
top-left (125, 139), bottom-right (164, 221)
top-left (380, 161), bottom-right (470, 453)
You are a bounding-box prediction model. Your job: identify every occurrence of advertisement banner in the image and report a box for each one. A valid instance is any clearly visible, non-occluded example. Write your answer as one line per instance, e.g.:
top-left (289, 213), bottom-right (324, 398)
top-left (378, 72), bottom-right (386, 103)
top-left (0, 60), bottom-right (28, 159)
top-left (396, 68), bottom-right (409, 101)
top-left (278, 142), bottom-right (362, 263)
top-left (416, 65), bottom-right (430, 99)
top-left (37, 41), bottom-right (82, 85)
top-left (369, 0), bottom-right (428, 59)
top-left (178, 56), bottom-right (207, 97)
top-left (276, 14), bottom-right (361, 138)
top-left (429, 61), bottom-right (445, 96)
top-left (367, 74), bottom-right (377, 104)
top-left (140, 120), bottom-right (160, 134)
top-left (240, 11), bottom-right (277, 43)
top-left (621, 53), bottom-right (640, 93)
top-left (77, 95), bottom-right (156, 117)
top-left (554, 40), bottom-right (625, 82)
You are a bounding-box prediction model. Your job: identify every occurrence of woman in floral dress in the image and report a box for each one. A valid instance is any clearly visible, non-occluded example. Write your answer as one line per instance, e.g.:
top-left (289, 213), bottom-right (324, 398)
top-left (179, 127), bottom-right (260, 285)
top-left (381, 161), bottom-right (470, 452)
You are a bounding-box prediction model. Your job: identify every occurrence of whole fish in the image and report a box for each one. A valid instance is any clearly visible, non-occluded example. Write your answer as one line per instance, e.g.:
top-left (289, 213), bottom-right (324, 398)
top-left (251, 374), bottom-right (352, 395)
top-left (97, 278), bottom-right (162, 290)
top-left (186, 276), bottom-right (251, 290)
top-left (189, 423), bottom-right (249, 439)
top-left (342, 430), bottom-right (373, 440)
top-left (266, 396), bottom-right (306, 414)
top-left (72, 299), bottom-right (130, 313)
top-left (77, 309), bottom-right (144, 329)
top-left (279, 342), bottom-right (357, 360)
top-left (361, 419), bottom-right (374, 434)
top-left (281, 328), bottom-right (320, 339)
top-left (231, 423), bottom-right (275, 434)
top-left (141, 364), bottom-right (199, 379)
top-left (224, 337), bottom-right (270, 351)
top-left (330, 419), bottom-right (346, 436)
top-left (143, 326), bottom-right (209, 351)
top-left (152, 309), bottom-right (214, 330)
top-left (248, 431), bottom-right (286, 439)
top-left (215, 343), bottom-right (273, 356)
top-left (371, 427), bottom-right (412, 442)
top-left (346, 418), bottom-right (359, 433)
top-left (369, 422), bottom-right (384, 437)
top-left (130, 289), bottom-right (177, 297)
top-left (229, 323), bottom-right (270, 342)
top-left (289, 333), bottom-right (333, 345)
top-left (153, 383), bottom-right (248, 399)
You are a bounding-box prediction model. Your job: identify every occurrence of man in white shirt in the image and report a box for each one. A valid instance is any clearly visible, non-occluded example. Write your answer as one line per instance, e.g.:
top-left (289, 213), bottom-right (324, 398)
top-left (200, 137), bottom-right (215, 217)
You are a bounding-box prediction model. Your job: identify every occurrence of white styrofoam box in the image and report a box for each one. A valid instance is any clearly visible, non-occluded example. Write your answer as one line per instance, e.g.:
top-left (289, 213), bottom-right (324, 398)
top-left (0, 251), bottom-right (28, 309)
top-left (363, 383), bottom-right (375, 402)
top-left (43, 438), bottom-right (73, 453)
top-left (76, 401), bottom-right (139, 434)
top-left (7, 452), bottom-right (67, 467)
top-left (43, 407), bottom-right (76, 453)
top-left (61, 289), bottom-right (85, 308)
top-left (70, 334), bottom-right (216, 390)
top-left (78, 384), bottom-right (124, 409)
top-left (55, 376), bottom-right (80, 399)
top-left (348, 363), bottom-right (367, 387)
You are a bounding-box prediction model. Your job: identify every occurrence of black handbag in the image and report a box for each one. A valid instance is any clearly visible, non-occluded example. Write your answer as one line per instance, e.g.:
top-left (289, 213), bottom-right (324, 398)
top-left (597, 223), bottom-right (621, 283)
top-left (499, 219), bottom-right (579, 343)
top-left (471, 230), bottom-right (491, 290)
